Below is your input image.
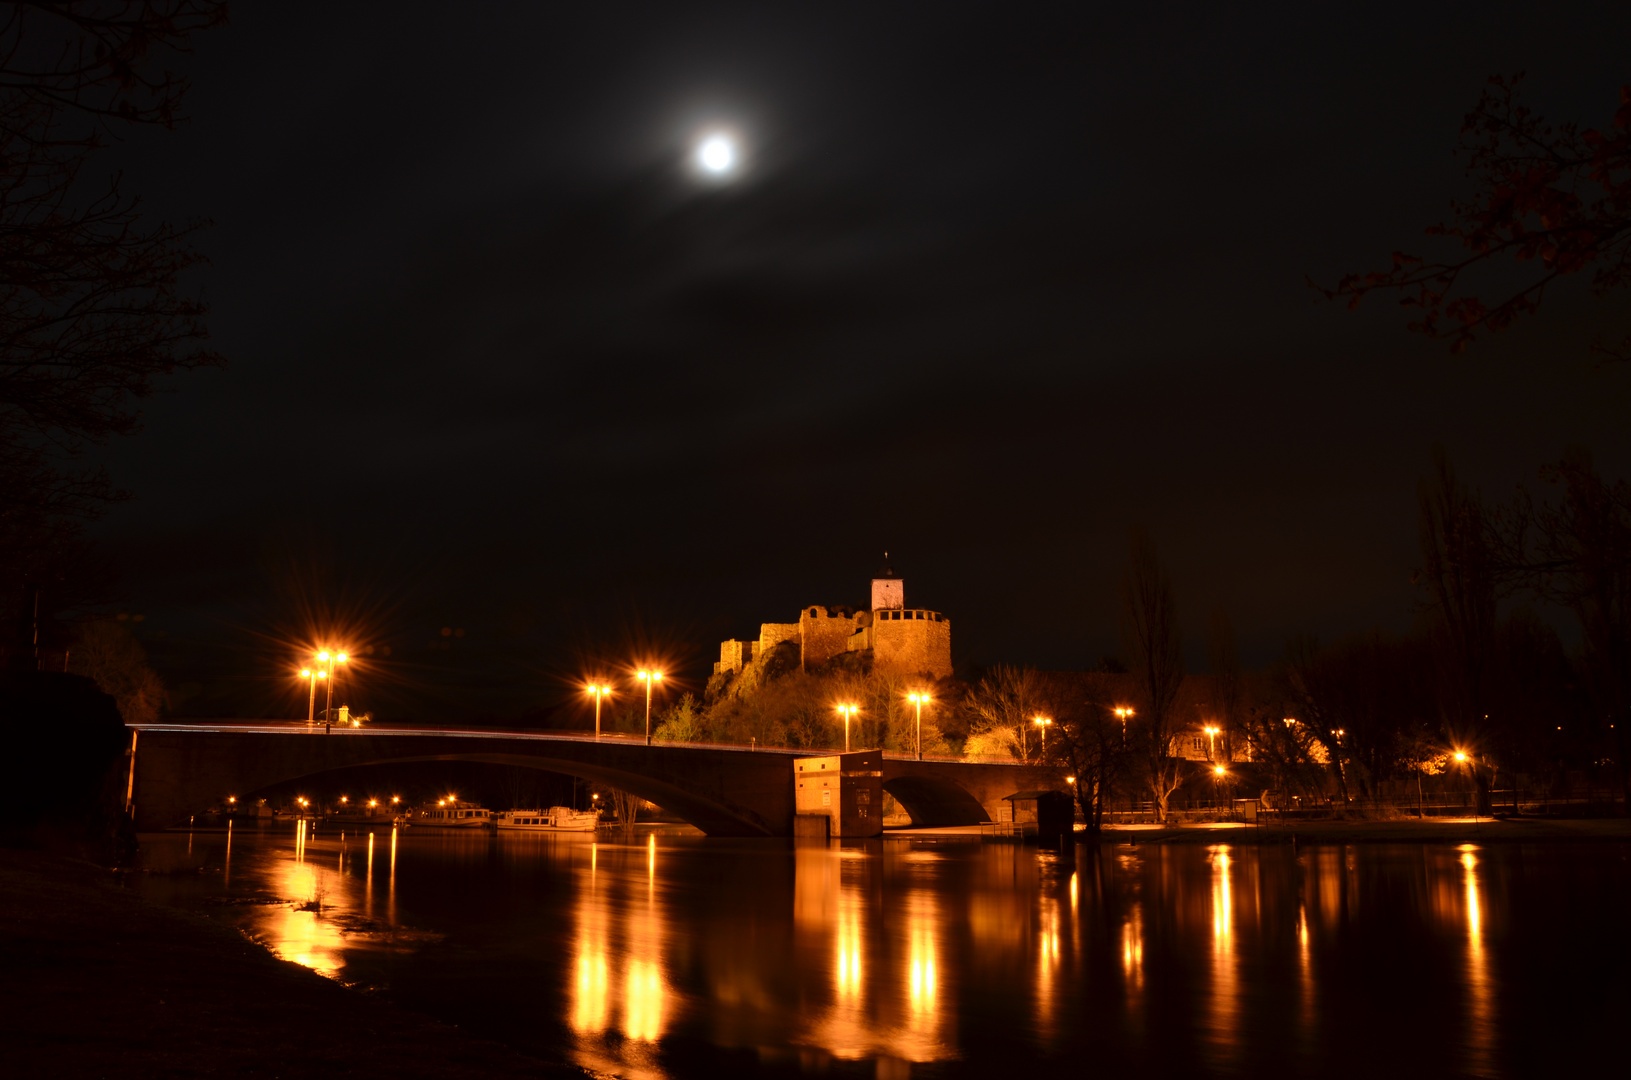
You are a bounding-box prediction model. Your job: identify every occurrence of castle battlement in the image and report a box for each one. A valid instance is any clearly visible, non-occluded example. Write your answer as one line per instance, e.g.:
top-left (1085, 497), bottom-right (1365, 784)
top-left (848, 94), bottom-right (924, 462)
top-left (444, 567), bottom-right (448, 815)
top-left (713, 561), bottom-right (952, 681)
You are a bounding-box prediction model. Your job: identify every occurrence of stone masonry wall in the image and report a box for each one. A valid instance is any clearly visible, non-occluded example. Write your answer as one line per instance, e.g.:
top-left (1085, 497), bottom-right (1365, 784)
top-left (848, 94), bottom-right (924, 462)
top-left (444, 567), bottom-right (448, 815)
top-left (799, 605), bottom-right (859, 670)
top-left (758, 623), bottom-right (802, 655)
top-left (714, 639), bottom-right (758, 675)
top-left (871, 610), bottom-right (952, 680)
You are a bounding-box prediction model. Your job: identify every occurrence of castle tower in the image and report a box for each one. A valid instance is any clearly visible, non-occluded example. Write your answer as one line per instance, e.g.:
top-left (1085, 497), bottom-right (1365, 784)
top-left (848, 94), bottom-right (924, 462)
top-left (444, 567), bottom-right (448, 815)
top-left (871, 553), bottom-right (904, 611)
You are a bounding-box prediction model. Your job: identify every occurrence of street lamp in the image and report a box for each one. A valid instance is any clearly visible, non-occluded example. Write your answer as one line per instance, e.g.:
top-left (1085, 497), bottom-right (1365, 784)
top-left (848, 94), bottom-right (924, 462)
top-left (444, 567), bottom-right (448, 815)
top-left (636, 669), bottom-right (664, 746)
top-left (300, 667), bottom-right (327, 726)
top-left (586, 683), bottom-right (613, 741)
top-left (836, 704), bottom-right (859, 753)
top-left (907, 692), bottom-right (931, 761)
top-left (1033, 716), bottom-right (1053, 760)
top-left (1204, 724), bottom-right (1219, 762)
top-left (1114, 706), bottom-right (1134, 744)
top-left (315, 649), bottom-right (349, 734)
top-left (1213, 763), bottom-right (1227, 810)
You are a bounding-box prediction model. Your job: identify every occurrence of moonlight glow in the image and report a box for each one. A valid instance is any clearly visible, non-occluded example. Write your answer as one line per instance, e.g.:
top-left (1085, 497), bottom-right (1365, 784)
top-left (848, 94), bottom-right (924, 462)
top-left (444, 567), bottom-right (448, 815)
top-left (695, 134), bottom-right (738, 176)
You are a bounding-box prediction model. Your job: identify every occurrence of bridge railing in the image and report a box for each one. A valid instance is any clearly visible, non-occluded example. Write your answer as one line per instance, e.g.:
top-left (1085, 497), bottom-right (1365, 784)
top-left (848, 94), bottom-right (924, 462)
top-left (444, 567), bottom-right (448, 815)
top-left (127, 720), bottom-right (1052, 767)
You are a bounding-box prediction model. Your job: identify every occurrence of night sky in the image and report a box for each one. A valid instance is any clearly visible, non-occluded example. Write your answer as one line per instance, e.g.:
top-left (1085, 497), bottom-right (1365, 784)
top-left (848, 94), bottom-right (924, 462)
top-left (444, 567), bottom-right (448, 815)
top-left (97, 2), bottom-right (1631, 721)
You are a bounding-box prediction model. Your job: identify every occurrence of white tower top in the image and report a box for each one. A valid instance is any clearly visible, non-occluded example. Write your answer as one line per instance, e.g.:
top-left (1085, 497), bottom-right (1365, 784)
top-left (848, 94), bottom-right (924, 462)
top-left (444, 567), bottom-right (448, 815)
top-left (871, 552), bottom-right (904, 611)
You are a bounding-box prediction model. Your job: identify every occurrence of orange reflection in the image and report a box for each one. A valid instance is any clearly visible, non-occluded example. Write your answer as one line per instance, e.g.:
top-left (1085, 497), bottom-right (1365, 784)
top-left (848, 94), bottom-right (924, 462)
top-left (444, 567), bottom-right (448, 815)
top-left (1207, 846), bottom-right (1239, 1068)
top-left (623, 836), bottom-right (667, 1043)
top-left (387, 826), bottom-right (397, 926)
top-left (365, 830), bottom-right (375, 919)
top-left (1121, 903), bottom-right (1144, 987)
top-left (570, 844), bottom-right (610, 1035)
top-left (1460, 845), bottom-right (1494, 1074)
top-left (256, 837), bottom-right (346, 977)
top-left (836, 896), bottom-right (863, 1005)
top-left (1035, 893), bottom-right (1062, 1039)
top-left (223, 820), bottom-right (232, 887)
top-left (1297, 900), bottom-right (1313, 1037)
top-left (899, 889), bottom-right (944, 1061)
top-left (1211, 847), bottom-right (1233, 942)
top-left (624, 960), bottom-right (664, 1041)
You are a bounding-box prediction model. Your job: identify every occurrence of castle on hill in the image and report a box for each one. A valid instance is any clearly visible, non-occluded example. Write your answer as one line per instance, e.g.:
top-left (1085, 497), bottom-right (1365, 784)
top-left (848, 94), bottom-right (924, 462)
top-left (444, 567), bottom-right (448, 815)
top-left (713, 557), bottom-right (953, 681)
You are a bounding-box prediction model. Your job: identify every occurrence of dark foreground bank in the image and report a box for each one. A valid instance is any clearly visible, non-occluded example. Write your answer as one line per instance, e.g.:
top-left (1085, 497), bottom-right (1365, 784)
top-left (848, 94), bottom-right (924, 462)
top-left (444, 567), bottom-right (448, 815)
top-left (0, 849), bottom-right (585, 1079)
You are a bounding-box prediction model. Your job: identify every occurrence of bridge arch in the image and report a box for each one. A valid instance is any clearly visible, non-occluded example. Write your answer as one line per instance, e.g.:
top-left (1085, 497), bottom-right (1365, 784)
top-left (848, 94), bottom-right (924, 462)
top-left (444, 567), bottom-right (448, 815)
top-left (882, 774), bottom-right (992, 827)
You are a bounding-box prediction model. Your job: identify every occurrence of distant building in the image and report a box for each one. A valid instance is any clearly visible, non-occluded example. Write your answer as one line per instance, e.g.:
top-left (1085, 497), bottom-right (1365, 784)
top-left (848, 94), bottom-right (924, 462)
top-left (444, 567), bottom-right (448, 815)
top-left (714, 556), bottom-right (953, 681)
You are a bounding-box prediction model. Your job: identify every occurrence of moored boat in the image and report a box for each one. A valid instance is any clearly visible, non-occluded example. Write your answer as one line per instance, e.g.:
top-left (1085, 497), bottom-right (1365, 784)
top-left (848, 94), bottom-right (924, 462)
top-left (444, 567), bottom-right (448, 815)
top-left (495, 806), bottom-right (600, 832)
top-left (414, 800), bottom-right (493, 828)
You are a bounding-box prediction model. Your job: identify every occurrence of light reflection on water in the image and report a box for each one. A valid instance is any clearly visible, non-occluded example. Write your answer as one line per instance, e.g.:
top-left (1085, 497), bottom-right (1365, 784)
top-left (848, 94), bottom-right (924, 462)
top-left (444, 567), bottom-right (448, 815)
top-left (131, 827), bottom-right (1631, 1079)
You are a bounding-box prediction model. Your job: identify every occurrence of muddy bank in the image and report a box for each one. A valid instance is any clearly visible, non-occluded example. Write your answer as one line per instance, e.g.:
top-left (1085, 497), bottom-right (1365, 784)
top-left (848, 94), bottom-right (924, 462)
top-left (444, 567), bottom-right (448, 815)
top-left (0, 849), bottom-right (585, 1079)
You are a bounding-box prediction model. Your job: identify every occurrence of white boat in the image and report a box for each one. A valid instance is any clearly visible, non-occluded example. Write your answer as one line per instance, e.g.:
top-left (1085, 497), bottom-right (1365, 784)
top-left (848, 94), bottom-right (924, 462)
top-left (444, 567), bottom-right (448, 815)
top-left (415, 801), bottom-right (492, 828)
top-left (495, 806), bottom-right (600, 832)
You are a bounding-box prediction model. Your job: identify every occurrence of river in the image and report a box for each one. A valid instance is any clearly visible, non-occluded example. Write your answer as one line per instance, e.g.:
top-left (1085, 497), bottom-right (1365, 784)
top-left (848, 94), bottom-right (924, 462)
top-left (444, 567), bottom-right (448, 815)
top-left (128, 824), bottom-right (1629, 1078)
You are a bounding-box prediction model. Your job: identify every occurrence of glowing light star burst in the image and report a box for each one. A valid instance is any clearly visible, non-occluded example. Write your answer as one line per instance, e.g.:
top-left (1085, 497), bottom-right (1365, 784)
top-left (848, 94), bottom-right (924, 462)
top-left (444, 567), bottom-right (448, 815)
top-left (695, 133), bottom-right (738, 176)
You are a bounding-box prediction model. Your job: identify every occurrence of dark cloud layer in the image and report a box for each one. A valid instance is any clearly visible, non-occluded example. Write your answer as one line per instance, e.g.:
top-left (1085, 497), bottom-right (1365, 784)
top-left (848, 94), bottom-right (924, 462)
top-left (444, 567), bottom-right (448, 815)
top-left (94, 1), bottom-right (1631, 720)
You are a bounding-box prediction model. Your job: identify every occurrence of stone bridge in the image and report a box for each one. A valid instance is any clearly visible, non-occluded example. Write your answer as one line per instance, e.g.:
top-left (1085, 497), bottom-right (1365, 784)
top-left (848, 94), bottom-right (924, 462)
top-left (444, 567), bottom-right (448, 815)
top-left (127, 722), bottom-right (1060, 837)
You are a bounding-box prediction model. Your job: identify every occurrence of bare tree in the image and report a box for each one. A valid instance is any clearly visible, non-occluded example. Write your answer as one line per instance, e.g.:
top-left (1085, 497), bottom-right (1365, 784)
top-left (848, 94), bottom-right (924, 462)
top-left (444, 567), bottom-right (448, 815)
top-left (1121, 528), bottom-right (1185, 821)
top-left (1208, 609), bottom-right (1243, 763)
top-left (1, 2), bottom-right (226, 598)
top-left (963, 664), bottom-right (1044, 762)
top-left (1498, 449), bottom-right (1631, 812)
top-left (1324, 76), bottom-right (1631, 361)
top-left (71, 616), bottom-right (163, 723)
top-left (1415, 446), bottom-right (1498, 812)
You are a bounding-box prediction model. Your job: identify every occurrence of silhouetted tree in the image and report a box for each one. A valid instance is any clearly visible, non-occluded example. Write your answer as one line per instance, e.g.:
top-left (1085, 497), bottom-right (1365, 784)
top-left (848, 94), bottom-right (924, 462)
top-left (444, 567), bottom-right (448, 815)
top-left (1121, 528), bottom-right (1185, 821)
top-left (0, 2), bottom-right (225, 605)
top-left (1208, 610), bottom-right (1243, 763)
top-left (1326, 76), bottom-right (1631, 360)
top-left (1498, 449), bottom-right (1631, 811)
top-left (963, 664), bottom-right (1044, 762)
top-left (70, 616), bottom-right (163, 723)
top-left (1416, 447), bottom-right (1499, 812)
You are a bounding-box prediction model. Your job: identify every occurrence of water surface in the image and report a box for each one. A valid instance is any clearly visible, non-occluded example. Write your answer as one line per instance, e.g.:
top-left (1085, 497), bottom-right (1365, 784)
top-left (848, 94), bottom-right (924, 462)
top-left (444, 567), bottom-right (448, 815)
top-left (131, 824), bottom-right (1630, 1078)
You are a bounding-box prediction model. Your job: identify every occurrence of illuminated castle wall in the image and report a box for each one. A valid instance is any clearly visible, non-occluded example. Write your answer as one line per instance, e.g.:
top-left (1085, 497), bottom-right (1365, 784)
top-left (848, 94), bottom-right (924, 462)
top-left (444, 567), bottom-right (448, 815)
top-left (714, 559), bottom-right (952, 681)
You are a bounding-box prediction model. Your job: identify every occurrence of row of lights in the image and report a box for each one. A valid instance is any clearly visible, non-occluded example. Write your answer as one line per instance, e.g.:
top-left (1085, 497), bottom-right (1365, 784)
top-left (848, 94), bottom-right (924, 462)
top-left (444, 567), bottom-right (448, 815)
top-left (298, 649), bottom-right (349, 733)
top-left (584, 670), bottom-right (667, 745)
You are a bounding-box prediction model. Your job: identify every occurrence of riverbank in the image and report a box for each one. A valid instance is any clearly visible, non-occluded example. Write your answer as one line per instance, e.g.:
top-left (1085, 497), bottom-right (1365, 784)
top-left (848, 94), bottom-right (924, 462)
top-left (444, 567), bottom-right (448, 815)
top-left (882, 816), bottom-right (1631, 844)
top-left (0, 848), bottom-right (587, 1079)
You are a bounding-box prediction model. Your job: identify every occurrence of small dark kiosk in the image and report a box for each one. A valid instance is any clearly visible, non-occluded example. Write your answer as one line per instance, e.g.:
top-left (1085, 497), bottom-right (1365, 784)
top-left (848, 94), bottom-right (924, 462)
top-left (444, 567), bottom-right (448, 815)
top-left (1003, 790), bottom-right (1075, 844)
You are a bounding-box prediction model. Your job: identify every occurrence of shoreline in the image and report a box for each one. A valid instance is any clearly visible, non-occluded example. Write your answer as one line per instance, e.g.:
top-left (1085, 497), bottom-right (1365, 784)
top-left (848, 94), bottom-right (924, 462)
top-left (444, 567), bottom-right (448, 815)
top-left (0, 847), bottom-right (587, 1079)
top-left (881, 816), bottom-right (1631, 844)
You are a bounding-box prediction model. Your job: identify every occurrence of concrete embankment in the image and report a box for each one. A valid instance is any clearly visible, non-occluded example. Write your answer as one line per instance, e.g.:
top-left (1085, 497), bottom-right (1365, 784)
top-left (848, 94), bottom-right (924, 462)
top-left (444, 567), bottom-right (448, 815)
top-left (0, 849), bottom-right (586, 1079)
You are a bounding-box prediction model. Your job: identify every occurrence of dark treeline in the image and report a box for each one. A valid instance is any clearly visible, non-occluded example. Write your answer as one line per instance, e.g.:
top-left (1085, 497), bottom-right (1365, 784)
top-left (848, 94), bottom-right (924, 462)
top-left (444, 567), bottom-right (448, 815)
top-left (1048, 446), bottom-right (1631, 829)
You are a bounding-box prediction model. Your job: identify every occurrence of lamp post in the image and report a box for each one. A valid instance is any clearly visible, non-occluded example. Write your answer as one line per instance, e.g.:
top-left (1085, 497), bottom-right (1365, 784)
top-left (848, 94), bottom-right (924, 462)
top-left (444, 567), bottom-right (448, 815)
top-left (907, 692), bottom-right (931, 761)
top-left (637, 669), bottom-right (663, 746)
top-left (316, 650), bottom-right (349, 734)
top-left (1204, 724), bottom-right (1219, 762)
top-left (586, 684), bottom-right (612, 741)
top-left (1033, 716), bottom-right (1053, 761)
top-left (1115, 706), bottom-right (1133, 744)
top-left (835, 704), bottom-right (859, 753)
top-left (300, 667), bottom-right (327, 726)
top-left (1213, 763), bottom-right (1227, 810)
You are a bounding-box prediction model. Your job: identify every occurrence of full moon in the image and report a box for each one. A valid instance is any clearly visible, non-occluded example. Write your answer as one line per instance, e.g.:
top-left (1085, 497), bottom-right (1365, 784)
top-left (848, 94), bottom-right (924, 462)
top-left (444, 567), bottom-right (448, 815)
top-left (695, 134), bottom-right (737, 176)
